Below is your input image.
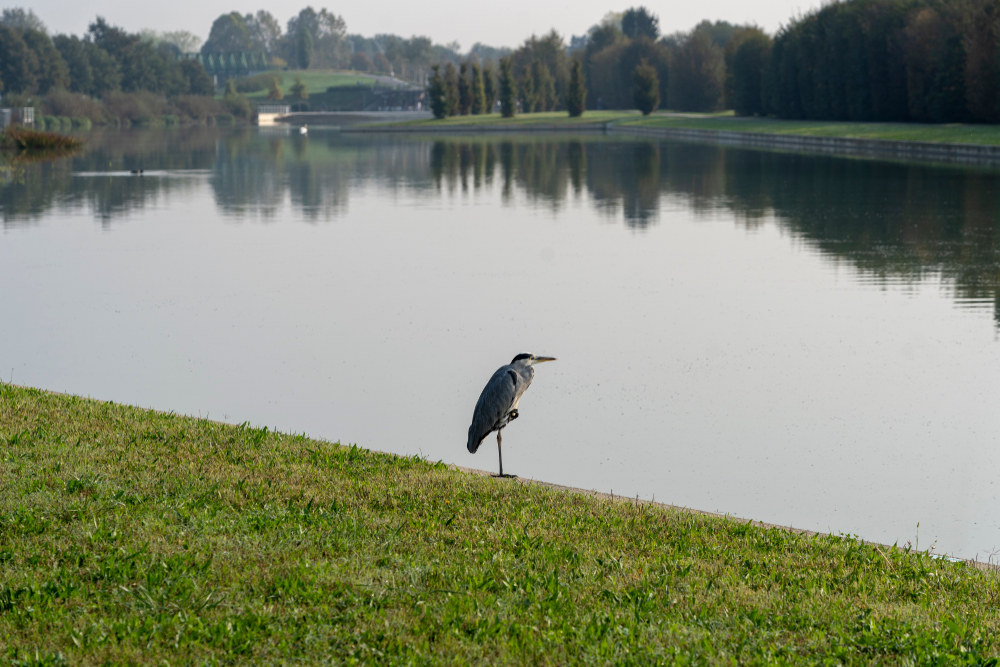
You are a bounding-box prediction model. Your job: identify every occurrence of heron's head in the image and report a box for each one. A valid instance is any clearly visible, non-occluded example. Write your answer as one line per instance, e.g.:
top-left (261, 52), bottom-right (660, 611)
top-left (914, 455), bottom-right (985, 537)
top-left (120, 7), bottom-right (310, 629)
top-left (510, 353), bottom-right (557, 366)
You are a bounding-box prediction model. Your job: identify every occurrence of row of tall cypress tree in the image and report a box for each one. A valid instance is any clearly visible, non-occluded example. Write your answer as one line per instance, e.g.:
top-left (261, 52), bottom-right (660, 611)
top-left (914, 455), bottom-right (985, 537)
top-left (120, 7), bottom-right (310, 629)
top-left (428, 57), bottom-right (603, 119)
top-left (427, 61), bottom-right (497, 116)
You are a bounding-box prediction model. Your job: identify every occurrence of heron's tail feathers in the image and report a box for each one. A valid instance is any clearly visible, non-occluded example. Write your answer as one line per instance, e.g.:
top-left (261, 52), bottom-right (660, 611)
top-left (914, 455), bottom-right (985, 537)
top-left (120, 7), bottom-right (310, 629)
top-left (467, 427), bottom-right (487, 454)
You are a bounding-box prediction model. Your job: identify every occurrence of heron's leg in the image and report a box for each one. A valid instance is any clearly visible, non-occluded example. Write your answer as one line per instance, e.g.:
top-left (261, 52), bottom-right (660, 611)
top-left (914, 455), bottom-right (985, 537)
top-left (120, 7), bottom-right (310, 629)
top-left (497, 429), bottom-right (503, 477)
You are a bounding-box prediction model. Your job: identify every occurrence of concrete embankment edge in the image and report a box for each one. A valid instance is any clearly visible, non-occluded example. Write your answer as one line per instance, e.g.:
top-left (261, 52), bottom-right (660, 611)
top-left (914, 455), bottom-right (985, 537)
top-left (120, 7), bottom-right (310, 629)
top-left (449, 463), bottom-right (1000, 575)
top-left (612, 124), bottom-right (1000, 166)
top-left (343, 122), bottom-right (612, 134)
top-left (346, 120), bottom-right (1000, 165)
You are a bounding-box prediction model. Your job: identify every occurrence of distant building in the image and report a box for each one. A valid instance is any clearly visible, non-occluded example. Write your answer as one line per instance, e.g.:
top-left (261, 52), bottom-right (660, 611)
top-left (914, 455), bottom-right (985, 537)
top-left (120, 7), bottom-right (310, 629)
top-left (1, 107), bottom-right (35, 128)
top-left (178, 52), bottom-right (271, 85)
top-left (256, 105), bottom-right (290, 126)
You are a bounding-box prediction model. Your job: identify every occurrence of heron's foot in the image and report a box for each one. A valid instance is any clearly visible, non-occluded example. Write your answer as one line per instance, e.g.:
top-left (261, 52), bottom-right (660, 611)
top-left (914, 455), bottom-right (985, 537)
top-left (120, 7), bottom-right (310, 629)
top-left (491, 473), bottom-right (518, 479)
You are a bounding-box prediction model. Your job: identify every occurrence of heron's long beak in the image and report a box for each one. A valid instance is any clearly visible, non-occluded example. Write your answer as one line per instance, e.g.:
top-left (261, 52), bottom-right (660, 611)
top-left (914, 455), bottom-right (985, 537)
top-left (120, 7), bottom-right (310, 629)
top-left (532, 356), bottom-right (557, 364)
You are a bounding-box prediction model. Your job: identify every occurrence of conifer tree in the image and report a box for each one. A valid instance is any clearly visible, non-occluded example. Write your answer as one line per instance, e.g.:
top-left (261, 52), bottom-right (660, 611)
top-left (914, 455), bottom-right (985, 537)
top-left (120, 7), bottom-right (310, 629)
top-left (458, 62), bottom-right (472, 115)
top-left (297, 28), bottom-right (313, 69)
top-left (290, 76), bottom-right (309, 111)
top-left (267, 76), bottom-right (284, 100)
top-left (519, 65), bottom-right (536, 113)
top-left (471, 63), bottom-right (486, 114)
top-left (498, 57), bottom-right (517, 118)
top-left (567, 59), bottom-right (586, 117)
top-left (428, 65), bottom-right (447, 119)
top-left (632, 60), bottom-right (660, 115)
top-left (444, 62), bottom-right (460, 116)
top-left (482, 63), bottom-right (497, 113)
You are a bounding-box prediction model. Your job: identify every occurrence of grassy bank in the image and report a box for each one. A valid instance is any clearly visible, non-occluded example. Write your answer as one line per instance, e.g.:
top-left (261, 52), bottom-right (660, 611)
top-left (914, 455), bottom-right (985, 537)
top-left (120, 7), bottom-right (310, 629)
top-left (374, 110), bottom-right (1000, 146)
top-left (375, 110), bottom-right (641, 128)
top-left (625, 113), bottom-right (1000, 145)
top-left (2, 384), bottom-right (999, 664)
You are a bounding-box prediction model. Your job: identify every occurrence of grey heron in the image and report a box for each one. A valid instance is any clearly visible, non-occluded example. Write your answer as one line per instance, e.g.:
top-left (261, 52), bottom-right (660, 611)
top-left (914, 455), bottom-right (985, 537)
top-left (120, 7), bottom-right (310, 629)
top-left (467, 353), bottom-right (557, 477)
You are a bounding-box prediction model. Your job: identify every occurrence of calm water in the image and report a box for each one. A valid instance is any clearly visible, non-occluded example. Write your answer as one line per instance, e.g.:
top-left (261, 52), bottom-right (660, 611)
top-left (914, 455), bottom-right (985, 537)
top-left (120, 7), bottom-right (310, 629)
top-left (3, 127), bottom-right (1000, 558)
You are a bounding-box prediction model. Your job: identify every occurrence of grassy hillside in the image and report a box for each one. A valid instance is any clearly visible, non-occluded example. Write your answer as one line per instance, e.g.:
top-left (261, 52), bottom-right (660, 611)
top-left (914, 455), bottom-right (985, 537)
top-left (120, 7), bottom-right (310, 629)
top-left (2, 383), bottom-right (999, 664)
top-left (242, 70), bottom-right (378, 101)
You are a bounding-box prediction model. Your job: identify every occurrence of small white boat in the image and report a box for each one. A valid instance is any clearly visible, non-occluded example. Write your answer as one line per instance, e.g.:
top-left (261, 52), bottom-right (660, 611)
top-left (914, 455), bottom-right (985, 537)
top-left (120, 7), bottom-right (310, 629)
top-left (300, 125), bottom-right (308, 135)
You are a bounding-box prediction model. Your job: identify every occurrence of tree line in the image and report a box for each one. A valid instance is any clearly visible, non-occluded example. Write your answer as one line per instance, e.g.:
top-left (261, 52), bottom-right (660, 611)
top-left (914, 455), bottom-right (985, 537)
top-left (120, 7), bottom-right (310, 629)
top-left (419, 0), bottom-right (1000, 124)
top-left (202, 8), bottom-right (509, 84)
top-left (574, 0), bottom-right (1000, 123)
top-left (730, 0), bottom-right (1000, 123)
top-left (417, 9), bottom-right (745, 118)
top-left (0, 9), bottom-right (212, 100)
top-left (9, 0), bottom-right (1000, 126)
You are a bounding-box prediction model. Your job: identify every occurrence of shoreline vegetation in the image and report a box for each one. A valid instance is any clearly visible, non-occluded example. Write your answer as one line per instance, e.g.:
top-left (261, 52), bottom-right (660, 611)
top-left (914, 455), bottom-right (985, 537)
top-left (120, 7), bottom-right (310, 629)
top-left (2, 383), bottom-right (999, 663)
top-left (0, 126), bottom-right (83, 152)
top-left (352, 111), bottom-right (1000, 150)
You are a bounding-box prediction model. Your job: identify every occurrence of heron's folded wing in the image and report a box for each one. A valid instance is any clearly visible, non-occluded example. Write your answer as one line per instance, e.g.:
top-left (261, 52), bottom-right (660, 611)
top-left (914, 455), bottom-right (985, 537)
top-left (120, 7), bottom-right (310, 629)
top-left (467, 367), bottom-right (517, 452)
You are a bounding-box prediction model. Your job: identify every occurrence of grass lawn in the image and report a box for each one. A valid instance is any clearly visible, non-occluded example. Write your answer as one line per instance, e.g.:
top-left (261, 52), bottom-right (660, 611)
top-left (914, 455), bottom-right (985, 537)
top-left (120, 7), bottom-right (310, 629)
top-left (375, 109), bottom-right (1000, 146)
top-left (243, 70), bottom-right (378, 101)
top-left (2, 383), bottom-right (999, 664)
top-left (625, 113), bottom-right (1000, 145)
top-left (376, 110), bottom-right (642, 127)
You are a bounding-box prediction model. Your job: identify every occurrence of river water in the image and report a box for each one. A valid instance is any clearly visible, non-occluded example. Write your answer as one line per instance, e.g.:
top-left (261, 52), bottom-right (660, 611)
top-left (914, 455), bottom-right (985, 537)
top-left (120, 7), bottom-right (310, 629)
top-left (3, 126), bottom-right (999, 558)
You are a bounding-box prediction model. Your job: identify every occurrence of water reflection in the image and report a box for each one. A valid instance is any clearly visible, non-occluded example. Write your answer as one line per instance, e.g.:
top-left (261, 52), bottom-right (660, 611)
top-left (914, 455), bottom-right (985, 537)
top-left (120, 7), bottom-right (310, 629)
top-left (4, 128), bottom-right (1000, 321)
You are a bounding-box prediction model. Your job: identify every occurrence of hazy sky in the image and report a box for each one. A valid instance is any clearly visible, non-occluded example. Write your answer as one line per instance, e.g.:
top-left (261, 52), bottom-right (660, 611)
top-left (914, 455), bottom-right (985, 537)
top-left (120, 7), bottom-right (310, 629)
top-left (26, 0), bottom-right (819, 48)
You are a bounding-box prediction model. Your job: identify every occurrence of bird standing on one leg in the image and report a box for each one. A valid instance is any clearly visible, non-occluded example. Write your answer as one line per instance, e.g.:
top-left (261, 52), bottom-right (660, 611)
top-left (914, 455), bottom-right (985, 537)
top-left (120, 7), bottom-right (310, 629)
top-left (467, 353), bottom-right (557, 478)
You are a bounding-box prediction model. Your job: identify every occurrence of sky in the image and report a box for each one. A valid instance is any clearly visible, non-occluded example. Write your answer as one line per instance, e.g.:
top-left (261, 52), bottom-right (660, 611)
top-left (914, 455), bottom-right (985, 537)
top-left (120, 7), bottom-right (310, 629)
top-left (25, 0), bottom-right (820, 49)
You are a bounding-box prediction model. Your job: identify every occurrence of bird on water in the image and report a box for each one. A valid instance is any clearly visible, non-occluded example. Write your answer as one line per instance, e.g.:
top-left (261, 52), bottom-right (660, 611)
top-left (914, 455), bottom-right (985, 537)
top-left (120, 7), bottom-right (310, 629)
top-left (467, 353), bottom-right (557, 477)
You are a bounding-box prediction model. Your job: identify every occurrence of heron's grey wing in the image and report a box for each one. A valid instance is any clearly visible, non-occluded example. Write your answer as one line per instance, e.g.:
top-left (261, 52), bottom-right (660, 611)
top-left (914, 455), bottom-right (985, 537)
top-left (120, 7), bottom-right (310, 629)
top-left (467, 366), bottom-right (518, 453)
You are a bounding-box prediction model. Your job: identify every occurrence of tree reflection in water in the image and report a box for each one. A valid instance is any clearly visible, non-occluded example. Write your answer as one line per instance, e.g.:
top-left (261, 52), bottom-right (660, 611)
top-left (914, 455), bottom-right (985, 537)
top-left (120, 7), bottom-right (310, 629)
top-left (3, 129), bottom-right (1000, 322)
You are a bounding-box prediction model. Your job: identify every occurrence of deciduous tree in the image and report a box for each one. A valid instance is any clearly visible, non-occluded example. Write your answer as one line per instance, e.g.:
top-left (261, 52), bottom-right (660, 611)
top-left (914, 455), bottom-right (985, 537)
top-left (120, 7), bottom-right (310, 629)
top-left (519, 64), bottom-right (536, 112)
top-left (53, 34), bottom-right (92, 94)
top-left (533, 60), bottom-right (555, 110)
top-left (373, 52), bottom-right (392, 74)
top-left (202, 13), bottom-right (251, 53)
top-left (621, 7), bottom-right (659, 40)
top-left (0, 24), bottom-right (37, 93)
top-left (632, 60), bottom-right (659, 114)
top-left (245, 10), bottom-right (281, 53)
top-left (86, 41), bottom-right (121, 96)
top-left (0, 8), bottom-right (46, 34)
top-left (727, 28), bottom-right (771, 115)
top-left (22, 29), bottom-right (70, 94)
top-left (178, 59), bottom-right (214, 95)
top-left (351, 51), bottom-right (373, 72)
top-left (668, 30), bottom-right (724, 111)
